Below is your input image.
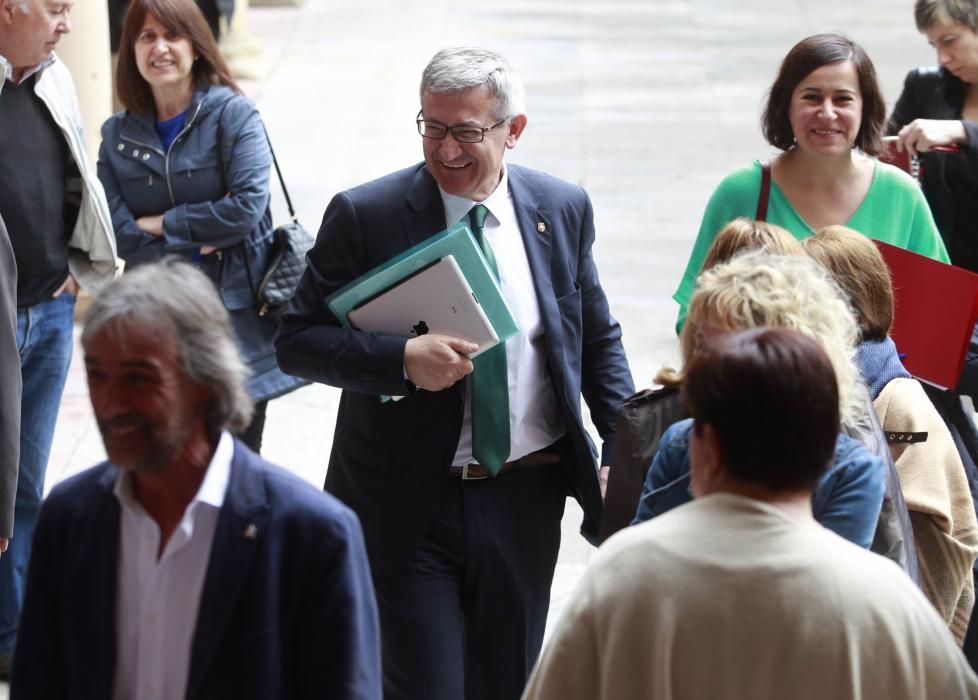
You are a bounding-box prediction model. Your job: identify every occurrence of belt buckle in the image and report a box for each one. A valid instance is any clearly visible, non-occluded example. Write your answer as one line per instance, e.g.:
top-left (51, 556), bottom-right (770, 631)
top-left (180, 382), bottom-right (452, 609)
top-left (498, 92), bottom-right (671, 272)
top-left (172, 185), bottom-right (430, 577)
top-left (460, 464), bottom-right (489, 480)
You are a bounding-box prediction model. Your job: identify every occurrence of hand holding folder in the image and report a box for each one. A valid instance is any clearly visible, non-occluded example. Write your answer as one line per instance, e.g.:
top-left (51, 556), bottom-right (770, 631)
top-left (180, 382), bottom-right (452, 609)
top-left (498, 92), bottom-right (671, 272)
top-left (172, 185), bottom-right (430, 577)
top-left (324, 222), bottom-right (519, 349)
top-left (346, 256), bottom-right (500, 358)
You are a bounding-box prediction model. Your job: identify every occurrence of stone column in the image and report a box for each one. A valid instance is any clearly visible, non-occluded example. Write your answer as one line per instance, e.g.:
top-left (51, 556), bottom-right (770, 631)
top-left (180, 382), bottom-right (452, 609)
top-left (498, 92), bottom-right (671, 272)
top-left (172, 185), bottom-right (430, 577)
top-left (57, 1), bottom-right (114, 164)
top-left (220, 0), bottom-right (265, 80)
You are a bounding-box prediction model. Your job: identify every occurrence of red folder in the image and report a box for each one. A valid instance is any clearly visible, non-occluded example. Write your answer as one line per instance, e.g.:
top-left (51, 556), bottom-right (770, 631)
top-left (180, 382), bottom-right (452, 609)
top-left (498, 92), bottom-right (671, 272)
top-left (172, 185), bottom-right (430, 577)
top-left (874, 239), bottom-right (978, 388)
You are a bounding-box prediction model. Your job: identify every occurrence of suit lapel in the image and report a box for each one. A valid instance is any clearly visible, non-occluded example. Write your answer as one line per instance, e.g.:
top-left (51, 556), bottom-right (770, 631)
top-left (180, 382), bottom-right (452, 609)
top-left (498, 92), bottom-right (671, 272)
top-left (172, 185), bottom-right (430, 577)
top-left (403, 165), bottom-right (449, 247)
top-left (508, 166), bottom-right (558, 331)
top-left (185, 442), bottom-right (269, 699)
top-left (89, 467), bottom-right (122, 698)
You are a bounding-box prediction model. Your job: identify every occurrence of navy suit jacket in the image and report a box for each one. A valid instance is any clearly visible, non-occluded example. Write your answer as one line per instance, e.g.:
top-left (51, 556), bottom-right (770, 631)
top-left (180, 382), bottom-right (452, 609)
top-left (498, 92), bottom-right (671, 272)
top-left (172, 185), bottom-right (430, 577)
top-left (276, 163), bottom-right (634, 577)
top-left (10, 439), bottom-right (381, 700)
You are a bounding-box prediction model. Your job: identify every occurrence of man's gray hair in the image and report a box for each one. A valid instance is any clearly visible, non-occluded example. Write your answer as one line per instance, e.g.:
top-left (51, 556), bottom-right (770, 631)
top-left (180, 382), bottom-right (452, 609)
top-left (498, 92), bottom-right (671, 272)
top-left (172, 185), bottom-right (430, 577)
top-left (6, 0), bottom-right (31, 13)
top-left (420, 47), bottom-right (526, 119)
top-left (81, 258), bottom-right (253, 434)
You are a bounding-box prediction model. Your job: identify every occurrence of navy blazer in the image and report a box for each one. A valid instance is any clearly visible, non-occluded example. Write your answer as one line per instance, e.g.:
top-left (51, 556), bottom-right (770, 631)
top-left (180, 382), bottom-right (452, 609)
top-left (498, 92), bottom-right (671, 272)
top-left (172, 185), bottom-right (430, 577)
top-left (10, 439), bottom-right (381, 700)
top-left (276, 163), bottom-right (634, 576)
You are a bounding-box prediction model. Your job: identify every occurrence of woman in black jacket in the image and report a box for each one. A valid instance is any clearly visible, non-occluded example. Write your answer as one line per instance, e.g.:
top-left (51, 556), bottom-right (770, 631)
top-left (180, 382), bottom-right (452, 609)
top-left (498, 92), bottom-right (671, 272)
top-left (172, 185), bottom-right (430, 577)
top-left (889, 0), bottom-right (978, 399)
top-left (889, 0), bottom-right (978, 270)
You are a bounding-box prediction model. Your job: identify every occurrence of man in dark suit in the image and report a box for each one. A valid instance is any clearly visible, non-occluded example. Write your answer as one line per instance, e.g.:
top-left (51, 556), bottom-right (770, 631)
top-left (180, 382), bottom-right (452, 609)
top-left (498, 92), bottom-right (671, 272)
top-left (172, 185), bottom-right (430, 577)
top-left (276, 47), bottom-right (634, 700)
top-left (10, 260), bottom-right (381, 700)
top-left (0, 216), bottom-right (19, 563)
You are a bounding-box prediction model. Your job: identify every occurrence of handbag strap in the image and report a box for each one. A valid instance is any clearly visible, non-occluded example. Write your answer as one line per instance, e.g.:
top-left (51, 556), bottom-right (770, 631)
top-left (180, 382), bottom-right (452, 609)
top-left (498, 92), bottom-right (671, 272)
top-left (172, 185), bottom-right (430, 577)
top-left (216, 100), bottom-right (297, 224)
top-left (756, 160), bottom-right (771, 221)
top-left (261, 124), bottom-right (298, 223)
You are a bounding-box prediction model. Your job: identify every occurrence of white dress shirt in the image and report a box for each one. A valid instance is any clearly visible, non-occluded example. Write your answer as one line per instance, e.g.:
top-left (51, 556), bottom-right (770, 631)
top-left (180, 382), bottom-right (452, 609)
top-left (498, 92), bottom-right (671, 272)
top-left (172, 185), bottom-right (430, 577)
top-left (442, 166), bottom-right (565, 466)
top-left (112, 431), bottom-right (234, 700)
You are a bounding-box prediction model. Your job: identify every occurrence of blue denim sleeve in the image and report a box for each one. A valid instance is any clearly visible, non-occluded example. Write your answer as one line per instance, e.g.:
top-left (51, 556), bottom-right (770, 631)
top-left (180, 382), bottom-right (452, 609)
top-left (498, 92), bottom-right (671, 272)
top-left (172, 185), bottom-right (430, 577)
top-left (632, 419), bottom-right (695, 525)
top-left (810, 434), bottom-right (886, 548)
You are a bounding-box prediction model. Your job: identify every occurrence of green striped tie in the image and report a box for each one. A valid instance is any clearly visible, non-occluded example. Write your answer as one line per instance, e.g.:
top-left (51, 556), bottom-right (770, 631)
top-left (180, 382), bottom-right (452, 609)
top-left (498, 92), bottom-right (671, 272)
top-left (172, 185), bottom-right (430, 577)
top-left (469, 204), bottom-right (510, 476)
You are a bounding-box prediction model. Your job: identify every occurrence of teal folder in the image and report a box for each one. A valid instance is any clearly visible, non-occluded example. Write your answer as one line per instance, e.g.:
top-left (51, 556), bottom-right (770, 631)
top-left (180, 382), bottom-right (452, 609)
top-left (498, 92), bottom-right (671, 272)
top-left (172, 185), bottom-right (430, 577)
top-left (325, 222), bottom-right (519, 343)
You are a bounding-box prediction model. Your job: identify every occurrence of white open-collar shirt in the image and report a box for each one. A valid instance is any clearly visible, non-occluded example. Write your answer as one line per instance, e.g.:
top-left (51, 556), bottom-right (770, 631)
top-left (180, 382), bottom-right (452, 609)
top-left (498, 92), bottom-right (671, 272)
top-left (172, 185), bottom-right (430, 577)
top-left (112, 431), bottom-right (233, 700)
top-left (440, 165), bottom-right (565, 466)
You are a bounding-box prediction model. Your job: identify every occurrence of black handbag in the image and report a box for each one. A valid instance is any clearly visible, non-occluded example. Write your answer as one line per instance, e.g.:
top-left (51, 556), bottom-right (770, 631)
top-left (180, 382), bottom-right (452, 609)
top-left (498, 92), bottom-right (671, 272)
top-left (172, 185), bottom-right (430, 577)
top-left (244, 127), bottom-right (316, 319)
top-left (599, 386), bottom-right (686, 542)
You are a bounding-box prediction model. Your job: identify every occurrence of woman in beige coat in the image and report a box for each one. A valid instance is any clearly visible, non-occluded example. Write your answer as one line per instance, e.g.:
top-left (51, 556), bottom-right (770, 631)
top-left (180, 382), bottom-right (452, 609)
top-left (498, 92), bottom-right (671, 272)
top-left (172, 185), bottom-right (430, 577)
top-left (805, 225), bottom-right (978, 643)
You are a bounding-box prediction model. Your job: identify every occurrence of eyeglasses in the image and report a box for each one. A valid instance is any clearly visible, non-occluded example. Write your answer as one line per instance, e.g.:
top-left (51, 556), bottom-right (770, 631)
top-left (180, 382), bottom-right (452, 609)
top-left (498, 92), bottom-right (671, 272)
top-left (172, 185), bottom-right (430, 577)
top-left (416, 110), bottom-right (509, 143)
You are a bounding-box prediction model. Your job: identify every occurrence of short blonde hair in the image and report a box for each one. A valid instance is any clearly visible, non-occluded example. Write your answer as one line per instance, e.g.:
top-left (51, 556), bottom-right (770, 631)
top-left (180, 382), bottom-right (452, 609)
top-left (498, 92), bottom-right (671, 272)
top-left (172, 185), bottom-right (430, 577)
top-left (664, 250), bottom-right (863, 426)
top-left (656, 221), bottom-right (801, 387)
top-left (701, 217), bottom-right (803, 271)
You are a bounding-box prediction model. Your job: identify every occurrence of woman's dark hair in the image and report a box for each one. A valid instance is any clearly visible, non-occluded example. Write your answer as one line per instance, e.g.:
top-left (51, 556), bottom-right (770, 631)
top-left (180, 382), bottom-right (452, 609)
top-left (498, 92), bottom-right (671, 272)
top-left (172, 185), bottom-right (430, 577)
top-left (761, 33), bottom-right (885, 156)
top-left (116, 0), bottom-right (239, 115)
top-left (682, 327), bottom-right (840, 492)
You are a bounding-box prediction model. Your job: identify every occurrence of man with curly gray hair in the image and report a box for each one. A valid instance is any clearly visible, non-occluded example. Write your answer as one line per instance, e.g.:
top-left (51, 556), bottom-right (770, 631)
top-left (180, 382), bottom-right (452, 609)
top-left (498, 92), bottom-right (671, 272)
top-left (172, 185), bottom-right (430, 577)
top-left (11, 260), bottom-right (381, 700)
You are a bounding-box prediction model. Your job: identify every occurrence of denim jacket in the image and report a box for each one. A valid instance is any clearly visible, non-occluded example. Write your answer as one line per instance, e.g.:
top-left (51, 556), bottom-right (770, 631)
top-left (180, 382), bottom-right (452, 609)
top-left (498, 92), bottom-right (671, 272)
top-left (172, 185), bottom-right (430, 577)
top-left (632, 418), bottom-right (886, 549)
top-left (97, 84), bottom-right (303, 402)
top-left (98, 83), bottom-right (273, 311)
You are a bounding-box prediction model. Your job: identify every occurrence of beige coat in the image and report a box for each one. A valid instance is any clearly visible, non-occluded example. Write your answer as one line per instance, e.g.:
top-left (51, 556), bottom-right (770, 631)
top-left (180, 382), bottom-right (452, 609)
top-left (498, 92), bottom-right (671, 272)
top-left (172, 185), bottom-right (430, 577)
top-left (875, 377), bottom-right (978, 644)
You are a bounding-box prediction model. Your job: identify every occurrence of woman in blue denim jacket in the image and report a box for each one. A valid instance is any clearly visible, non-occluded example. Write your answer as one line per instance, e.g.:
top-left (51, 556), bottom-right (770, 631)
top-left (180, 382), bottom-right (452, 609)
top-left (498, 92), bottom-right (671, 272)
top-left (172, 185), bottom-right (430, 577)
top-left (634, 419), bottom-right (885, 547)
top-left (633, 251), bottom-right (887, 548)
top-left (97, 0), bottom-right (304, 451)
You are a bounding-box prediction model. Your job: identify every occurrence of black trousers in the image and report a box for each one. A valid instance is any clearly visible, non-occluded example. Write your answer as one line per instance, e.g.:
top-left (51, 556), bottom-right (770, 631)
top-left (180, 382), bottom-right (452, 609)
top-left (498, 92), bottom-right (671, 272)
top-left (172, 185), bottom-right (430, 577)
top-left (374, 464), bottom-right (568, 700)
top-left (237, 399), bottom-right (268, 454)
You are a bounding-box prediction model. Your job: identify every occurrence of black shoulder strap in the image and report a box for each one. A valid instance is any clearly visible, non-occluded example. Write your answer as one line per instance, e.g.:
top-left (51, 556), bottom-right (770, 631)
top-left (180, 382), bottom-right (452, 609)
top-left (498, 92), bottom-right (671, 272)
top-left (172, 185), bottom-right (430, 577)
top-left (756, 160), bottom-right (771, 221)
top-left (260, 124), bottom-right (296, 223)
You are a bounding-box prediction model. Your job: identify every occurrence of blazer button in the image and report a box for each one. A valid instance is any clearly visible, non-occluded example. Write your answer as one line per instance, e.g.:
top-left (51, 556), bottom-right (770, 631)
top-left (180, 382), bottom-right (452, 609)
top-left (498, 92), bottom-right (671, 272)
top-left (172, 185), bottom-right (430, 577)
top-left (132, 149), bottom-right (140, 157)
top-left (116, 143), bottom-right (124, 151)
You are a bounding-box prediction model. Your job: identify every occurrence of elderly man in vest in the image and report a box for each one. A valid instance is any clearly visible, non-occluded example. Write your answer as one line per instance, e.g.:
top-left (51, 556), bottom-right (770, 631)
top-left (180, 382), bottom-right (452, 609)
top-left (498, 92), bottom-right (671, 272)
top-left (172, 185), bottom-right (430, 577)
top-left (0, 0), bottom-right (119, 672)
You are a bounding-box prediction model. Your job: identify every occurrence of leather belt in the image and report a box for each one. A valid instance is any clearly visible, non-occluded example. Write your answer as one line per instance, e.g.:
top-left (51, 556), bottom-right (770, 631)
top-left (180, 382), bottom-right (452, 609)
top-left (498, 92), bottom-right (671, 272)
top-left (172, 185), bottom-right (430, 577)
top-left (449, 451), bottom-right (562, 480)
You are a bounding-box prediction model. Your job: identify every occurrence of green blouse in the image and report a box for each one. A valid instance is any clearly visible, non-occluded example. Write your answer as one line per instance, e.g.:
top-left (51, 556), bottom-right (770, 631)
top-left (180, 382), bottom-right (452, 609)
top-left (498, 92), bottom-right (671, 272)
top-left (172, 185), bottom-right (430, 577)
top-left (673, 160), bottom-right (950, 332)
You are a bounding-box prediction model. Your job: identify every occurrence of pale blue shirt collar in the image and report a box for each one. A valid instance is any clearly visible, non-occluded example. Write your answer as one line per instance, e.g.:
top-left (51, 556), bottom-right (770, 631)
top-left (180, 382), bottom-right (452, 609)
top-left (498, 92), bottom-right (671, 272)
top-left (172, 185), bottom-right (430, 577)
top-left (439, 164), bottom-right (510, 227)
top-left (113, 430), bottom-right (233, 513)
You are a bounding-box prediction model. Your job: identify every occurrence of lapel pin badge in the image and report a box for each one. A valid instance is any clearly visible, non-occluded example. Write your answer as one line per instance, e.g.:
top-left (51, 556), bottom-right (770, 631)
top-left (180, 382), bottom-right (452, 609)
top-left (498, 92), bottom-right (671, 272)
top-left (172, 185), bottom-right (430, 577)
top-left (537, 221), bottom-right (546, 233)
top-left (243, 524), bottom-right (258, 539)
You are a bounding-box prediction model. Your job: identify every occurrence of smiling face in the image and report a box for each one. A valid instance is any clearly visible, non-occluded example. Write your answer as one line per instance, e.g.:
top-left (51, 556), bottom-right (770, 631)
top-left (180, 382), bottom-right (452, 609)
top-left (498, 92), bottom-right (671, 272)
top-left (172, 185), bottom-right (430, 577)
top-left (420, 86), bottom-right (527, 202)
top-left (925, 21), bottom-right (978, 84)
top-left (1, 0), bottom-right (72, 77)
top-left (788, 60), bottom-right (863, 156)
top-left (133, 12), bottom-right (196, 96)
top-left (84, 319), bottom-right (210, 475)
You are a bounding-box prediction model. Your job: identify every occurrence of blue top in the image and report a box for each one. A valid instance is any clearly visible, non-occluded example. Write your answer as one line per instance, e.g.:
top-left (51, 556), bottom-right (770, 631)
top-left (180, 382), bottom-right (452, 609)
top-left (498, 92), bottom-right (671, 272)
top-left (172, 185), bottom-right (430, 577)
top-left (154, 110), bottom-right (187, 151)
top-left (632, 418), bottom-right (886, 548)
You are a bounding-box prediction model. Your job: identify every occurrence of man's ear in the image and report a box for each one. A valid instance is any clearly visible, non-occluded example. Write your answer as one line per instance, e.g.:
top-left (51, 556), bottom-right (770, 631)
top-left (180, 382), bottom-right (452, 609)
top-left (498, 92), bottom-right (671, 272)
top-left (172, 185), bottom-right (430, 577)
top-left (1, 0), bottom-right (15, 24)
top-left (505, 114), bottom-right (527, 149)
